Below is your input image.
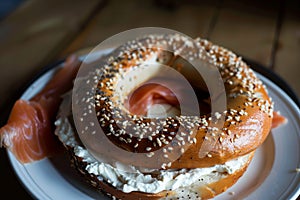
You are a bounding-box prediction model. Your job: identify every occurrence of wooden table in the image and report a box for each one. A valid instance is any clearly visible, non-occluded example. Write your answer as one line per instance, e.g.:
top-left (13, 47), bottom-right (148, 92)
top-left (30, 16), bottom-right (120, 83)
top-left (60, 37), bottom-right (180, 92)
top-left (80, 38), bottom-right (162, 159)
top-left (0, 0), bottom-right (299, 199)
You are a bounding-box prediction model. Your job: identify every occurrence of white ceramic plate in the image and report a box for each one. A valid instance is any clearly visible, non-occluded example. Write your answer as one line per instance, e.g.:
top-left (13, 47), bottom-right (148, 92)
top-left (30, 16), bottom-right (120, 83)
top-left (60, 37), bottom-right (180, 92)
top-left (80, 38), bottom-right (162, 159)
top-left (7, 49), bottom-right (300, 200)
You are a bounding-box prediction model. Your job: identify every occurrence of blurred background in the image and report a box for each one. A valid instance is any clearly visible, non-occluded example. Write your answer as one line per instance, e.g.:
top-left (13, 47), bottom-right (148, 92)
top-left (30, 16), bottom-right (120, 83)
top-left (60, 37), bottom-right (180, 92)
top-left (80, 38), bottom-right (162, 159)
top-left (0, 0), bottom-right (299, 199)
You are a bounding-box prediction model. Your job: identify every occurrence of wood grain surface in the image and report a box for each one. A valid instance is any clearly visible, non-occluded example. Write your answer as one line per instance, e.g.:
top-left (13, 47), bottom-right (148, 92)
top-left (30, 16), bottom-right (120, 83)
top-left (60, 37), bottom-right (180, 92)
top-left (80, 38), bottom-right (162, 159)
top-left (0, 0), bottom-right (299, 199)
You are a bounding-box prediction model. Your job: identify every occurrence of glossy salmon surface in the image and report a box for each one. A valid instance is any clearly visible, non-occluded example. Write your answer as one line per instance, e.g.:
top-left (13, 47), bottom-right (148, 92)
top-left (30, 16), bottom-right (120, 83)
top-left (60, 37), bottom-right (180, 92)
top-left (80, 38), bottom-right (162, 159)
top-left (0, 55), bottom-right (80, 163)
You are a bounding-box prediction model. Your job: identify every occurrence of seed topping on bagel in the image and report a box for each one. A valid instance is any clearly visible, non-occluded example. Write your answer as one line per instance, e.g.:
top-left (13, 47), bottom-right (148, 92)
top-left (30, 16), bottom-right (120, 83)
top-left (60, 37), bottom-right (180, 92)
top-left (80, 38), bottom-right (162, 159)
top-left (77, 34), bottom-right (275, 169)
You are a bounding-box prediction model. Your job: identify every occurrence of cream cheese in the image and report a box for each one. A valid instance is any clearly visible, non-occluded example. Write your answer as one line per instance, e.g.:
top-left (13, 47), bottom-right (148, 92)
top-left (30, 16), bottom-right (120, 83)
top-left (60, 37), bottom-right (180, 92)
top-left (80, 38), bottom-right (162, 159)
top-left (55, 116), bottom-right (251, 194)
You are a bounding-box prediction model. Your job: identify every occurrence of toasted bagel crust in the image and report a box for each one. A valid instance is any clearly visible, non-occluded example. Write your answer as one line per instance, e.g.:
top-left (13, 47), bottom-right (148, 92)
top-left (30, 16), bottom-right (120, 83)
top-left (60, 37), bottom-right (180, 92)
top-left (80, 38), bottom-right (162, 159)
top-left (93, 34), bottom-right (273, 169)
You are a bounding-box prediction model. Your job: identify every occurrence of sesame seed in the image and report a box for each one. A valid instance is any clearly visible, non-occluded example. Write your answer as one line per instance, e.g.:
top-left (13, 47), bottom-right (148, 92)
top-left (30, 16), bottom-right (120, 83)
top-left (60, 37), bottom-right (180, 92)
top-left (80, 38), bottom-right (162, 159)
top-left (219, 137), bottom-right (223, 143)
top-left (146, 147), bottom-right (152, 151)
top-left (180, 148), bottom-right (185, 154)
top-left (163, 140), bottom-right (169, 145)
top-left (176, 135), bottom-right (184, 141)
top-left (235, 116), bottom-right (241, 122)
top-left (214, 112), bottom-right (221, 119)
top-left (146, 152), bottom-right (155, 158)
top-left (156, 138), bottom-right (162, 147)
top-left (193, 138), bottom-right (197, 144)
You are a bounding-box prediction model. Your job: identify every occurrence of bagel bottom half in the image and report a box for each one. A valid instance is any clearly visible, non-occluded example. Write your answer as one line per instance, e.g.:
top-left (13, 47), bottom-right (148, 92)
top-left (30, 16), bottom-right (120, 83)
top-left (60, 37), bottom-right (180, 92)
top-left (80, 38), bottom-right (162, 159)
top-left (55, 93), bottom-right (255, 200)
top-left (68, 146), bottom-right (253, 200)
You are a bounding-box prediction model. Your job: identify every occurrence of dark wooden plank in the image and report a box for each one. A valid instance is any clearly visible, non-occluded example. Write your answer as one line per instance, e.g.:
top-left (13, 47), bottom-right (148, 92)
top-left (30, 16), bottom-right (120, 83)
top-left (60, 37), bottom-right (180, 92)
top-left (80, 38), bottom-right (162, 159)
top-left (60, 0), bottom-right (217, 57)
top-left (274, 0), bottom-right (300, 98)
top-left (209, 0), bottom-right (279, 67)
top-left (0, 0), bottom-right (104, 114)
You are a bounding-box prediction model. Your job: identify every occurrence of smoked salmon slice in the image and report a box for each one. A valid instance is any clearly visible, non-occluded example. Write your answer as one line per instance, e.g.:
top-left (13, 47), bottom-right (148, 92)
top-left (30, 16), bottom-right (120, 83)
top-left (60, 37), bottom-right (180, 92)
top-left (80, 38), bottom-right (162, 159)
top-left (127, 83), bottom-right (179, 116)
top-left (0, 55), bottom-right (81, 164)
top-left (0, 100), bottom-right (61, 163)
top-left (272, 111), bottom-right (287, 129)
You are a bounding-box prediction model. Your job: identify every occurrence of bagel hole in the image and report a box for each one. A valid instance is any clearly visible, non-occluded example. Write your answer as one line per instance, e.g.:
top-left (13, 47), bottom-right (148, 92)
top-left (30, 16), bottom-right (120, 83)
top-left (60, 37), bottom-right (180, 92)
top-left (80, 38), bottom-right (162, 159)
top-left (117, 50), bottom-right (212, 118)
top-left (125, 82), bottom-right (181, 118)
top-left (100, 49), bottom-right (212, 153)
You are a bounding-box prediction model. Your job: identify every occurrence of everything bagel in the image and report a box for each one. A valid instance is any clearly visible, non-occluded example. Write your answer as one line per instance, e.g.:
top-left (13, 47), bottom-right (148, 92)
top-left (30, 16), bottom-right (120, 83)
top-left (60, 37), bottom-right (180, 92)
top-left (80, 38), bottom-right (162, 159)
top-left (55, 34), bottom-right (275, 199)
top-left (92, 34), bottom-right (273, 168)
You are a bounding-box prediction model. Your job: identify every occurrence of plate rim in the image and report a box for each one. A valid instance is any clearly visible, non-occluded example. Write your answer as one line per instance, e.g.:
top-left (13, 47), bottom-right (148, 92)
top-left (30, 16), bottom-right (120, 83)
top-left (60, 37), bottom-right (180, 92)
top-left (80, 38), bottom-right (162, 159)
top-left (255, 73), bottom-right (300, 200)
top-left (6, 50), bottom-right (300, 200)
